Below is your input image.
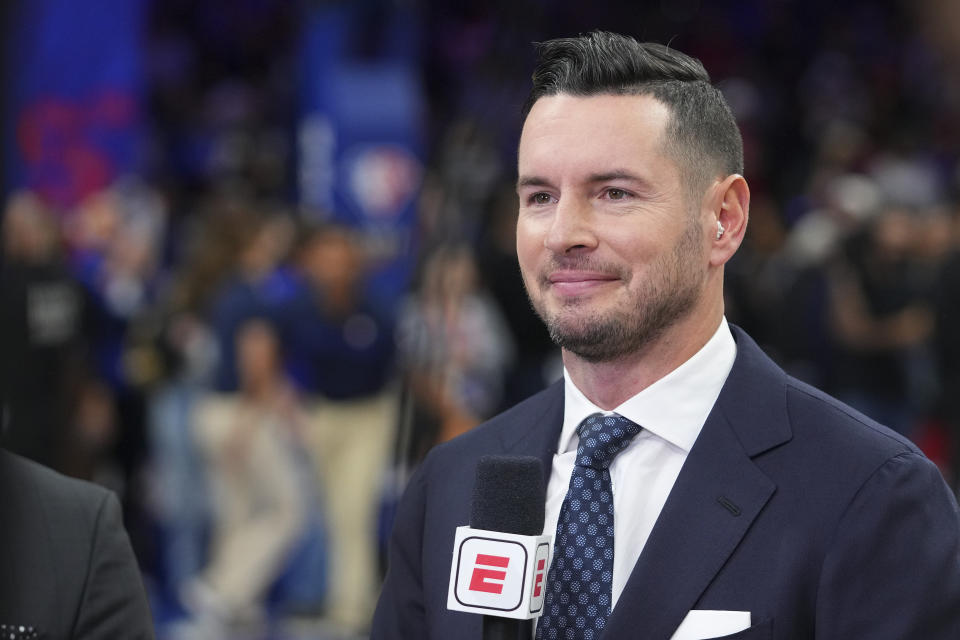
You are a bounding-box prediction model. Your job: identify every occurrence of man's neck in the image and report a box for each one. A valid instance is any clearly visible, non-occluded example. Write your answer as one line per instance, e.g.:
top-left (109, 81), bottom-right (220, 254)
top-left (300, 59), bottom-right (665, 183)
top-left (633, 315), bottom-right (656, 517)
top-left (562, 309), bottom-right (724, 410)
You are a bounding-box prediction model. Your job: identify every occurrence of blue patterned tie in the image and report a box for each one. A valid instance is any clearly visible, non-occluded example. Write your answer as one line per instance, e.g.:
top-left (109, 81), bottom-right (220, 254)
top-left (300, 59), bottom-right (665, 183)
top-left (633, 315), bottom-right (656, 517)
top-left (536, 413), bottom-right (642, 640)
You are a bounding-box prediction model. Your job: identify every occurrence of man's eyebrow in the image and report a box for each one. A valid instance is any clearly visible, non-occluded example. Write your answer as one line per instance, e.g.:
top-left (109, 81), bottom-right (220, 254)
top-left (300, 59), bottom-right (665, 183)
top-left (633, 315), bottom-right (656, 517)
top-left (517, 171), bottom-right (654, 191)
top-left (516, 175), bottom-right (553, 190)
top-left (586, 170), bottom-right (650, 186)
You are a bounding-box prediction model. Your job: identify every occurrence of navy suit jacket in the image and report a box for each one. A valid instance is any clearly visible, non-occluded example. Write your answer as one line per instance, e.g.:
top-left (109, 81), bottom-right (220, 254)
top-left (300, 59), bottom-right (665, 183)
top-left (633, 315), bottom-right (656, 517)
top-left (372, 327), bottom-right (960, 639)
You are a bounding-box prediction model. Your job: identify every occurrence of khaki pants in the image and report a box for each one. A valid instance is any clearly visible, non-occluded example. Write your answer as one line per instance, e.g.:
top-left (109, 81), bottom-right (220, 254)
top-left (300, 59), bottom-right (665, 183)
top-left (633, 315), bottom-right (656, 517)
top-left (304, 390), bottom-right (397, 630)
top-left (194, 395), bottom-right (306, 613)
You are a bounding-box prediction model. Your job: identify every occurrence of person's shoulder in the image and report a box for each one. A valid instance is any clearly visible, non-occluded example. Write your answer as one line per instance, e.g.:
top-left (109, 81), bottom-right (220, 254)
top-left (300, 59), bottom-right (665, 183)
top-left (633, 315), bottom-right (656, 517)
top-left (729, 325), bottom-right (918, 460)
top-left (0, 449), bottom-right (112, 522)
top-left (784, 375), bottom-right (920, 459)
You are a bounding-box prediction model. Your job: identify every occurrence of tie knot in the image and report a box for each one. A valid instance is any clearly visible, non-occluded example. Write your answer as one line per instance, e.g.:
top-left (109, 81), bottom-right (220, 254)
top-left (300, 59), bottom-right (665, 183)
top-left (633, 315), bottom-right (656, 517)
top-left (575, 413), bottom-right (641, 470)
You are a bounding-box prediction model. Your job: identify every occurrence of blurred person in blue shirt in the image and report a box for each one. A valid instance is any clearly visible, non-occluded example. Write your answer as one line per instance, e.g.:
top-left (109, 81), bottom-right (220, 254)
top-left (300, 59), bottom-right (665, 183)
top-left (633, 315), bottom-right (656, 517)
top-left (280, 222), bottom-right (398, 631)
top-left (280, 223), bottom-right (396, 399)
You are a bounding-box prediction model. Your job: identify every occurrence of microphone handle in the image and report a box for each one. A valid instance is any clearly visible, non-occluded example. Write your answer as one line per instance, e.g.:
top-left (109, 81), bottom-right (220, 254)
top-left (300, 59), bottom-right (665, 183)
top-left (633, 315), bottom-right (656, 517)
top-left (482, 615), bottom-right (530, 640)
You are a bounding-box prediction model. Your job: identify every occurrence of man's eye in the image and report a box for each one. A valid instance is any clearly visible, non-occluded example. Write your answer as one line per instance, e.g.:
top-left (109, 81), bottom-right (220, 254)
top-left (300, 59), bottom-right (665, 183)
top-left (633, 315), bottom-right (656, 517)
top-left (531, 193), bottom-right (553, 205)
top-left (606, 188), bottom-right (628, 200)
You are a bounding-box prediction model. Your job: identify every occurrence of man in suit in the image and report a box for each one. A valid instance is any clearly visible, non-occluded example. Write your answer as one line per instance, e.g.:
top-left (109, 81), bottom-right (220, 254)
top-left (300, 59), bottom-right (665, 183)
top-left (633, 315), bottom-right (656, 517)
top-left (0, 448), bottom-right (154, 639)
top-left (372, 31), bottom-right (960, 639)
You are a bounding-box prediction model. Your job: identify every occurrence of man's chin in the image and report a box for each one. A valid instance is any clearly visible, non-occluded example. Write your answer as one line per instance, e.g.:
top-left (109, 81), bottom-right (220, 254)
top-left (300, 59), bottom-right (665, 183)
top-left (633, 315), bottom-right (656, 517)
top-left (545, 319), bottom-right (622, 361)
top-left (553, 337), bottom-right (624, 363)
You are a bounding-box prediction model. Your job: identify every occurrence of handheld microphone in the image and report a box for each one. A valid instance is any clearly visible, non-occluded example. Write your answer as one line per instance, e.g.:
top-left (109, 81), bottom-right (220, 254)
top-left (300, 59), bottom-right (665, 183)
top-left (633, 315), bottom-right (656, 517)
top-left (447, 455), bottom-right (552, 640)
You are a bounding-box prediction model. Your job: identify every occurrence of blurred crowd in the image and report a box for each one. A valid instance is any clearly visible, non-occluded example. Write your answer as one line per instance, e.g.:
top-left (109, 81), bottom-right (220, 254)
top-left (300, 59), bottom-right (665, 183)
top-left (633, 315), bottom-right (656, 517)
top-left (4, 0), bottom-right (960, 638)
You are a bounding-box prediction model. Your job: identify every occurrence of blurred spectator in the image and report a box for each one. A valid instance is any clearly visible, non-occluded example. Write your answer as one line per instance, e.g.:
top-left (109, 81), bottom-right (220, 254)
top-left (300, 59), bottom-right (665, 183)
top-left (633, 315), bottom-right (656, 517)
top-left (784, 174), bottom-right (882, 273)
top-left (207, 210), bottom-right (296, 391)
top-left (282, 224), bottom-right (396, 398)
top-left (764, 174), bottom-right (885, 389)
top-left (184, 318), bottom-right (309, 630)
top-left (0, 191), bottom-right (84, 470)
top-left (283, 224), bottom-right (399, 632)
top-left (145, 311), bottom-right (217, 608)
top-left (397, 243), bottom-right (514, 461)
top-left (828, 206), bottom-right (935, 437)
top-left (138, 193), bottom-right (242, 611)
top-left (430, 118), bottom-right (504, 240)
top-left (61, 378), bottom-right (122, 487)
top-left (68, 180), bottom-right (167, 388)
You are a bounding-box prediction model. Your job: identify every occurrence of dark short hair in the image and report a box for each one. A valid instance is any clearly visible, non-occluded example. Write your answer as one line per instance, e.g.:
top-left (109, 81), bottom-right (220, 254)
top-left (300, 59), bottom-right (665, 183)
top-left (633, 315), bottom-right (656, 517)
top-left (522, 31), bottom-right (744, 196)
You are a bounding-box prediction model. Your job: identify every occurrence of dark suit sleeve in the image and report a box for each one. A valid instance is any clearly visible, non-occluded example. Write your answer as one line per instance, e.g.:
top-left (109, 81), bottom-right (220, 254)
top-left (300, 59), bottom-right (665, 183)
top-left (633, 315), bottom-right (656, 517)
top-left (816, 452), bottom-right (960, 639)
top-left (71, 491), bottom-right (155, 640)
top-left (371, 464), bottom-right (429, 639)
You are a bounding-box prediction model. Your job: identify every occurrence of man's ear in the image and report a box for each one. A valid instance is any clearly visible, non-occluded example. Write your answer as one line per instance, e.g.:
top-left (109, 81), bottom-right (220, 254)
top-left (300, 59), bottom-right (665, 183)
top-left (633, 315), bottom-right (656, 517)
top-left (708, 174), bottom-right (749, 266)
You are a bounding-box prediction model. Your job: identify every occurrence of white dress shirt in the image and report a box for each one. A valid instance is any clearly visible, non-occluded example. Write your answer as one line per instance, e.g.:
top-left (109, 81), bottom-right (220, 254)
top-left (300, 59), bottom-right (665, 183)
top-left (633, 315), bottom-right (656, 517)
top-left (542, 318), bottom-right (737, 608)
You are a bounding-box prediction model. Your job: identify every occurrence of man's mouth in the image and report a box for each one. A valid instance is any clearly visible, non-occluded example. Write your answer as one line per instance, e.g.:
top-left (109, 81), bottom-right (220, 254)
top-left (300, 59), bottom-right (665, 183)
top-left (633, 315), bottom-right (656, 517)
top-left (546, 271), bottom-right (619, 296)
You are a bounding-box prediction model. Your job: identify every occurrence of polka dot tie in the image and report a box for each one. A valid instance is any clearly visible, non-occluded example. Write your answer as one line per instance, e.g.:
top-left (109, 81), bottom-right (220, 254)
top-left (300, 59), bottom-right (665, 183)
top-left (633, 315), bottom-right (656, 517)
top-left (536, 413), bottom-right (642, 640)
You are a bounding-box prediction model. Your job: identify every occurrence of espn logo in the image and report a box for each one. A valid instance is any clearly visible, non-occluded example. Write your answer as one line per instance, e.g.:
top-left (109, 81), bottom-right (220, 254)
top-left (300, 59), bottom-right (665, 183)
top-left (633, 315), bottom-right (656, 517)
top-left (469, 554), bottom-right (511, 594)
top-left (532, 557), bottom-right (547, 598)
top-left (447, 526), bottom-right (552, 619)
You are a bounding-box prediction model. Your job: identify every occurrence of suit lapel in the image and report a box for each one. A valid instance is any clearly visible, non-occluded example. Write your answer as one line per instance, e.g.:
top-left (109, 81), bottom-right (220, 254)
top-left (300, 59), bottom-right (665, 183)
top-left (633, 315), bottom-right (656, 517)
top-left (605, 410), bottom-right (775, 639)
top-left (499, 379), bottom-right (565, 485)
top-left (604, 327), bottom-right (789, 639)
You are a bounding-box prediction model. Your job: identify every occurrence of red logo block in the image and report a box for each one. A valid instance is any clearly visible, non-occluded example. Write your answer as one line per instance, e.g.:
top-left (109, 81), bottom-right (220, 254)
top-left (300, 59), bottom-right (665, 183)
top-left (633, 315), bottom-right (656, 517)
top-left (533, 559), bottom-right (546, 597)
top-left (529, 543), bottom-right (550, 614)
top-left (469, 554), bottom-right (510, 594)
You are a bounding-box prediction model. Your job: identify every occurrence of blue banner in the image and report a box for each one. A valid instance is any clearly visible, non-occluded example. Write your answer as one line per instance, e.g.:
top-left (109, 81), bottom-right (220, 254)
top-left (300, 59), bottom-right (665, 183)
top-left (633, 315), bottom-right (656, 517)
top-left (297, 3), bottom-right (423, 306)
top-left (4, 0), bottom-right (146, 206)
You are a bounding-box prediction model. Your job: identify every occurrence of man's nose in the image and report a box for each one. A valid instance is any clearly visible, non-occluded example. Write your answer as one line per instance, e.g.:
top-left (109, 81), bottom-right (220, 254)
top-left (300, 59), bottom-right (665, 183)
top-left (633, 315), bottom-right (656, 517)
top-left (544, 198), bottom-right (598, 255)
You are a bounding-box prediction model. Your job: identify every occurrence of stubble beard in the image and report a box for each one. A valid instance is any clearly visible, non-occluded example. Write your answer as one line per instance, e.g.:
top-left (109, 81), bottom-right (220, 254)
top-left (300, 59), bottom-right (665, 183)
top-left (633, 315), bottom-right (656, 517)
top-left (525, 220), bottom-right (705, 363)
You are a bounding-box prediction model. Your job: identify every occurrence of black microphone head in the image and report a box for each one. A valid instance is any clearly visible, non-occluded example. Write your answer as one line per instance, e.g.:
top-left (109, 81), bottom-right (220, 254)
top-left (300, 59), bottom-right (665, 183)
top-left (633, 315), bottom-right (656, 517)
top-left (471, 455), bottom-right (545, 535)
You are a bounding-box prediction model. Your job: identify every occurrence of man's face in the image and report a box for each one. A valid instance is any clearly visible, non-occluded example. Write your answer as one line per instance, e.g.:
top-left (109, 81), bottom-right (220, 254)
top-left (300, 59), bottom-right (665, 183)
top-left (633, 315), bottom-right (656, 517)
top-left (516, 93), bottom-right (710, 362)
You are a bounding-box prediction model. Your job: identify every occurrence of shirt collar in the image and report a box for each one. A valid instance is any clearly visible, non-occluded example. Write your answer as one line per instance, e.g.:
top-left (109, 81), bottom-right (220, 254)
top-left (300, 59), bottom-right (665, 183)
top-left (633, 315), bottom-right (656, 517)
top-left (559, 317), bottom-right (737, 454)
